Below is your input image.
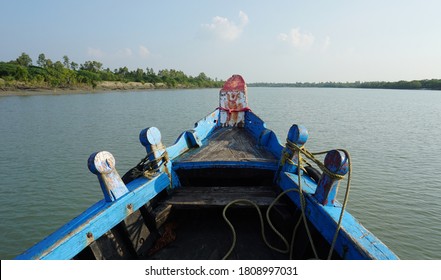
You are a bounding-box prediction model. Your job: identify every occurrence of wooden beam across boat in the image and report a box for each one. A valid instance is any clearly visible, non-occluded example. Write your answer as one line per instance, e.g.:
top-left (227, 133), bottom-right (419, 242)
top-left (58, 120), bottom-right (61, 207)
top-left (161, 186), bottom-right (282, 208)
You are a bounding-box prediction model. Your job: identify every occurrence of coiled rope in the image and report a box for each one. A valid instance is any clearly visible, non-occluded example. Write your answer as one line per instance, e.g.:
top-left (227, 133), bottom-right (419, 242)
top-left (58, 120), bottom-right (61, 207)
top-left (222, 140), bottom-right (352, 260)
top-left (222, 187), bottom-right (315, 260)
top-left (284, 140), bottom-right (352, 259)
top-left (129, 144), bottom-right (172, 184)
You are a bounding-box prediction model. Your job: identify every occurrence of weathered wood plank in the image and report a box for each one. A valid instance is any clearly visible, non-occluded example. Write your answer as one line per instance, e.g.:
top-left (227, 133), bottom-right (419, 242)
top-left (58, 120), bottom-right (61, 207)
top-left (123, 209), bottom-right (153, 257)
top-left (163, 186), bottom-right (281, 207)
top-left (177, 127), bottom-right (277, 163)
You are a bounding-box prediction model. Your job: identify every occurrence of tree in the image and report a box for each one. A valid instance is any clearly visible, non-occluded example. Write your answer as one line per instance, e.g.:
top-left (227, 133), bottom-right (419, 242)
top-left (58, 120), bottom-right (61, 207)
top-left (116, 66), bottom-right (129, 77)
top-left (80, 61), bottom-right (102, 72)
top-left (63, 55), bottom-right (70, 68)
top-left (53, 61), bottom-right (64, 71)
top-left (134, 68), bottom-right (144, 82)
top-left (45, 59), bottom-right (53, 68)
top-left (16, 52), bottom-right (32, 67)
top-left (70, 61), bottom-right (78, 71)
top-left (37, 53), bottom-right (47, 68)
top-left (15, 66), bottom-right (29, 81)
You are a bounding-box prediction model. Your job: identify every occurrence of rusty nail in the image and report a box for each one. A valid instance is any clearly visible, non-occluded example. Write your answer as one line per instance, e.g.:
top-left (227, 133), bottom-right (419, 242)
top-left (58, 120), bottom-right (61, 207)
top-left (86, 232), bottom-right (93, 239)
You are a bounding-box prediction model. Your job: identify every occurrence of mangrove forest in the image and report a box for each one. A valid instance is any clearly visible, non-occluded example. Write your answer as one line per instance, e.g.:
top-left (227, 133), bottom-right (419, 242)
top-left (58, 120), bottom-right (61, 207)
top-left (0, 52), bottom-right (224, 92)
top-left (1, 52), bottom-right (441, 92)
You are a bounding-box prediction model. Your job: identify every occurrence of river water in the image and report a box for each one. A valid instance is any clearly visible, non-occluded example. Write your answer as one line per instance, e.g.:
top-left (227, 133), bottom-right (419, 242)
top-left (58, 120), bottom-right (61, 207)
top-left (0, 87), bottom-right (440, 260)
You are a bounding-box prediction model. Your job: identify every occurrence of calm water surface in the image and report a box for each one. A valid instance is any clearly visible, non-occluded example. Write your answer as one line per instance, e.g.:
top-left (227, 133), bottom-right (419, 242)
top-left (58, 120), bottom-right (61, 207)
top-left (1, 87), bottom-right (440, 260)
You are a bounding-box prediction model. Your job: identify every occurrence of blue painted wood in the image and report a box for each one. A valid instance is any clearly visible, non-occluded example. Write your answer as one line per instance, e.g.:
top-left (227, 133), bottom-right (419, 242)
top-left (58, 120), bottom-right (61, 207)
top-left (191, 109), bottom-right (218, 142)
top-left (140, 127), bottom-right (164, 165)
top-left (87, 151), bottom-right (129, 202)
top-left (139, 126), bottom-right (182, 188)
top-left (244, 111), bottom-right (284, 158)
top-left (314, 150), bottom-right (349, 206)
top-left (166, 110), bottom-right (218, 160)
top-left (287, 124), bottom-right (309, 145)
top-left (278, 172), bottom-right (399, 259)
top-left (281, 124), bottom-right (309, 174)
top-left (244, 111), bottom-right (266, 139)
top-left (173, 160), bottom-right (279, 171)
top-left (184, 130), bottom-right (202, 147)
top-left (15, 173), bottom-right (170, 260)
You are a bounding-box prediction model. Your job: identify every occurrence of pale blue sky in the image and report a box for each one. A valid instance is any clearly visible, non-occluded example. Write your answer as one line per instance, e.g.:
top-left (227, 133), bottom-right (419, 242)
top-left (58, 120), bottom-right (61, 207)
top-left (1, 0), bottom-right (440, 83)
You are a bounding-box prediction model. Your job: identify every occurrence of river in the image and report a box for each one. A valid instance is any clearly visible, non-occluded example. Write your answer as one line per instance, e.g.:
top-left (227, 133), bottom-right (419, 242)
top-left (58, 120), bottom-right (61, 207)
top-left (0, 87), bottom-right (440, 260)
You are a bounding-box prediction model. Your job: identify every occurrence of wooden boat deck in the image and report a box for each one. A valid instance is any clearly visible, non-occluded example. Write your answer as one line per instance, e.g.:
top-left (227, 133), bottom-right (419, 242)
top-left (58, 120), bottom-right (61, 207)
top-left (175, 127), bottom-right (277, 164)
top-left (149, 185), bottom-right (294, 260)
top-left (147, 207), bottom-right (290, 260)
top-left (163, 186), bottom-right (281, 207)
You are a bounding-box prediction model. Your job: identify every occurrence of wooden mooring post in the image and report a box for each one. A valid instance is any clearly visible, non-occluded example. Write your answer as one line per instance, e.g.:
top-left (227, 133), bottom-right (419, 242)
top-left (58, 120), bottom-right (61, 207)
top-left (88, 151), bottom-right (129, 202)
top-left (314, 150), bottom-right (349, 206)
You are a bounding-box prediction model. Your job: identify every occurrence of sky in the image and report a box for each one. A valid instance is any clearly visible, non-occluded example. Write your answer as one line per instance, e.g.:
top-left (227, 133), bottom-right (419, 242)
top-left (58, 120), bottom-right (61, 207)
top-left (1, 0), bottom-right (441, 83)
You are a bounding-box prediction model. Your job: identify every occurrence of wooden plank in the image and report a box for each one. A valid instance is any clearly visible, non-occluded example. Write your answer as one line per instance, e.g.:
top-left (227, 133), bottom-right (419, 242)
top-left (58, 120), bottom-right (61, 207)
top-left (176, 127), bottom-right (277, 163)
top-left (123, 209), bottom-right (153, 257)
top-left (88, 223), bottom-right (137, 260)
top-left (163, 186), bottom-right (281, 207)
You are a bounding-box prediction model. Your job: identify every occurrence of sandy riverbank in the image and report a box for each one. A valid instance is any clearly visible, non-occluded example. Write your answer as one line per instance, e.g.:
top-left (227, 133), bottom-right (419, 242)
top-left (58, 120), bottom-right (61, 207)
top-left (0, 81), bottom-right (170, 96)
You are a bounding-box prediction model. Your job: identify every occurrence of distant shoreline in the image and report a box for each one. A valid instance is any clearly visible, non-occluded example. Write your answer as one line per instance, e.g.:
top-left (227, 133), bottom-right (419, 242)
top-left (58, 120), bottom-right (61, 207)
top-left (0, 81), bottom-right (208, 96)
top-left (248, 79), bottom-right (441, 91)
top-left (3, 80), bottom-right (441, 97)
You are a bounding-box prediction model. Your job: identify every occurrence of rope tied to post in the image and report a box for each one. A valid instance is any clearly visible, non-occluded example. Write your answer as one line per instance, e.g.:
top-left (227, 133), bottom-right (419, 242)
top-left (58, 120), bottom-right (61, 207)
top-left (281, 138), bottom-right (353, 259)
top-left (129, 143), bottom-right (171, 181)
top-left (284, 139), bottom-right (346, 180)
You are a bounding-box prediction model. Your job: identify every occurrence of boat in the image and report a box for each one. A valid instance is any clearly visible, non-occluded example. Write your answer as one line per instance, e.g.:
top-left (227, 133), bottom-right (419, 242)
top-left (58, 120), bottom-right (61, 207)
top-left (15, 74), bottom-right (398, 260)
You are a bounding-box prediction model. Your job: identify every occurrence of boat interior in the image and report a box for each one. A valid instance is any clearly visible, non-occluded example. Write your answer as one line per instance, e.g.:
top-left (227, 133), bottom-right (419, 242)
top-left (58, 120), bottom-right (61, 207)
top-left (72, 127), bottom-right (338, 260)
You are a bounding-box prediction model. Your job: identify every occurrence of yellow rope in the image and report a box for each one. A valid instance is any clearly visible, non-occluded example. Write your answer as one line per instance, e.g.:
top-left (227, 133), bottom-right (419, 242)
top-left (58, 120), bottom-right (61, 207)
top-left (222, 198), bottom-right (291, 260)
top-left (327, 148), bottom-right (352, 259)
top-left (132, 144), bottom-right (173, 187)
top-left (222, 186), bottom-right (320, 260)
top-left (283, 139), bottom-right (352, 260)
top-left (222, 199), bottom-right (275, 260)
top-left (285, 139), bottom-right (346, 180)
top-left (294, 146), bottom-right (319, 259)
top-left (217, 138), bottom-right (352, 259)
top-left (267, 187), bottom-right (318, 259)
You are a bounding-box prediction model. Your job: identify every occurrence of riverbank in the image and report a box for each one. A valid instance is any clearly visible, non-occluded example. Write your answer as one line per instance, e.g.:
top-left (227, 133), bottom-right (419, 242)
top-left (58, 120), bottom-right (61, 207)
top-left (0, 80), bottom-right (197, 96)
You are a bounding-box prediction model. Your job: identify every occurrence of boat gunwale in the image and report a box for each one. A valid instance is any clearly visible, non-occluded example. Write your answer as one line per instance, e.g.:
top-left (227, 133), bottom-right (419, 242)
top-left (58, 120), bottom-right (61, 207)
top-left (14, 99), bottom-right (399, 260)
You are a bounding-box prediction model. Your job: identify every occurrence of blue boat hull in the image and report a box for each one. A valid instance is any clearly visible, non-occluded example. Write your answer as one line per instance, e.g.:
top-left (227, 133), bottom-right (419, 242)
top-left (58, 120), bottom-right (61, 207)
top-left (15, 75), bottom-right (398, 260)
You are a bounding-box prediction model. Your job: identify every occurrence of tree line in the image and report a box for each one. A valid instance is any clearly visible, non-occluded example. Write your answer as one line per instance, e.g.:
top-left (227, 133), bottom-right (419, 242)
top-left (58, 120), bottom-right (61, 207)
top-left (0, 52), bottom-right (224, 90)
top-left (2, 52), bottom-right (440, 92)
top-left (249, 79), bottom-right (441, 90)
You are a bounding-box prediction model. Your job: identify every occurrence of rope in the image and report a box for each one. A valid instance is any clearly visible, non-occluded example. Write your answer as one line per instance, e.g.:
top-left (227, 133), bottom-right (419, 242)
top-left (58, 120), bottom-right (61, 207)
top-left (267, 188), bottom-right (318, 259)
top-left (222, 140), bottom-right (352, 259)
top-left (293, 146), bottom-right (319, 259)
top-left (283, 139), bottom-right (352, 260)
top-left (130, 144), bottom-right (172, 185)
top-left (217, 106), bottom-right (251, 114)
top-left (285, 139), bottom-right (346, 180)
top-left (222, 198), bottom-right (289, 260)
top-left (221, 187), bottom-right (320, 260)
top-left (327, 149), bottom-right (352, 259)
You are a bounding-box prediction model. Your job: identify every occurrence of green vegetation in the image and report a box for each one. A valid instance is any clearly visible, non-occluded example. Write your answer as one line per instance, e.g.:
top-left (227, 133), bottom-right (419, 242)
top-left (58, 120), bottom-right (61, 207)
top-left (0, 52), bottom-right (223, 92)
top-left (249, 79), bottom-right (441, 90)
top-left (2, 52), bottom-right (440, 93)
